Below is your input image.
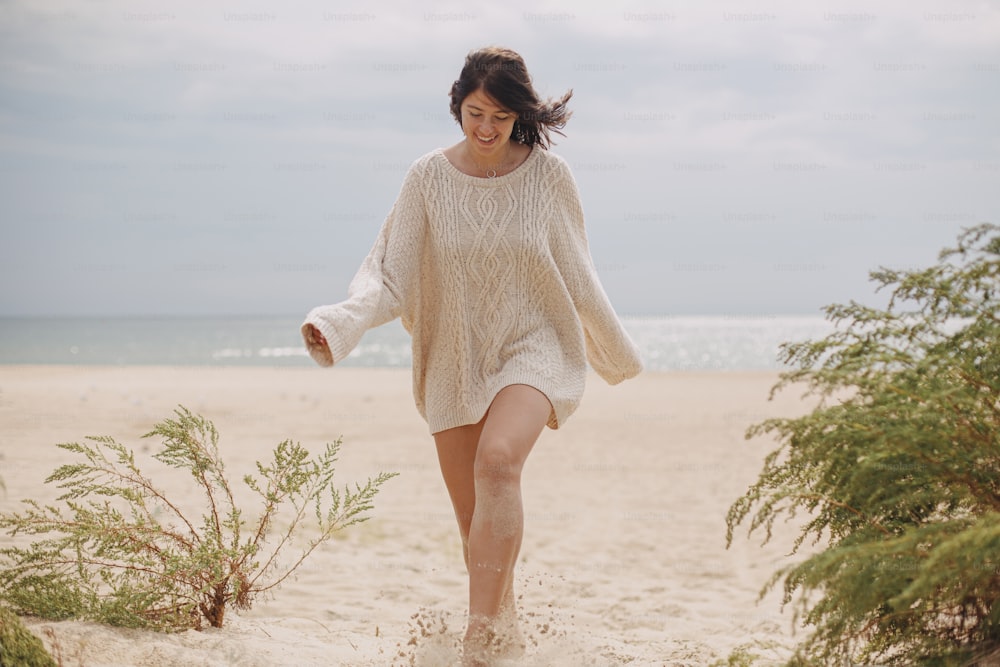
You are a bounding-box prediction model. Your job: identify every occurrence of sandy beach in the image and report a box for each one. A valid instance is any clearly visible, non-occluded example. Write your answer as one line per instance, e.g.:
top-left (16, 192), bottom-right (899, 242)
top-left (0, 366), bottom-right (816, 666)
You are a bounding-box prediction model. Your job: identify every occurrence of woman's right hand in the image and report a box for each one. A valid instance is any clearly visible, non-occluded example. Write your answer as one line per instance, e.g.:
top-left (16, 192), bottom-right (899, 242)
top-left (306, 324), bottom-right (329, 350)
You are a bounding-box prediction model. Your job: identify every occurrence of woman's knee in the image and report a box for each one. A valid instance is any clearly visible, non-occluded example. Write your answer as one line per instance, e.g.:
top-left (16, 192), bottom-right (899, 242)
top-left (474, 437), bottom-right (524, 485)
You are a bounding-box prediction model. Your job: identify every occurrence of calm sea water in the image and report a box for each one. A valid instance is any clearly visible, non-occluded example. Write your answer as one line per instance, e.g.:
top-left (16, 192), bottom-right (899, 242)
top-left (0, 316), bottom-right (832, 371)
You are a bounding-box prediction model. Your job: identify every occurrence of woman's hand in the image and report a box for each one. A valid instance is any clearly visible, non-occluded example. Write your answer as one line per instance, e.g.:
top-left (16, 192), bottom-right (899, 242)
top-left (306, 324), bottom-right (328, 350)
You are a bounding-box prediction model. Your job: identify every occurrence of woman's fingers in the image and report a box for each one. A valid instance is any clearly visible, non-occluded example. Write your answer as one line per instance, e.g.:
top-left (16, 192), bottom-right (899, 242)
top-left (308, 324), bottom-right (328, 347)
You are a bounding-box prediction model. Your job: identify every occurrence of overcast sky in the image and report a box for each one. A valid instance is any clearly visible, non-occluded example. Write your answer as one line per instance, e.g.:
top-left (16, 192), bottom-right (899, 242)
top-left (1, 0), bottom-right (997, 318)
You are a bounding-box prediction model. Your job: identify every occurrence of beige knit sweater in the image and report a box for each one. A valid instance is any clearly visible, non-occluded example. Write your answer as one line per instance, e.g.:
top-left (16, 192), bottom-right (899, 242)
top-left (302, 146), bottom-right (642, 433)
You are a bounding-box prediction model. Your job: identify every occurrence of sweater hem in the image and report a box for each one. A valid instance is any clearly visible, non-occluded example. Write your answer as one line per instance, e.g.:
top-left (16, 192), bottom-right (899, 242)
top-left (426, 370), bottom-right (580, 434)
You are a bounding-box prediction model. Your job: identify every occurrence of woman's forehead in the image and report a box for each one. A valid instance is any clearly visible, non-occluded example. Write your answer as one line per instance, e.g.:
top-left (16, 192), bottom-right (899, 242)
top-left (462, 88), bottom-right (509, 113)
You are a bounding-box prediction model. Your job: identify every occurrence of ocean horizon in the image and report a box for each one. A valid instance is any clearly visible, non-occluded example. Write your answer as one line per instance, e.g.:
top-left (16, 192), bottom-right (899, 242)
top-left (0, 314), bottom-right (833, 371)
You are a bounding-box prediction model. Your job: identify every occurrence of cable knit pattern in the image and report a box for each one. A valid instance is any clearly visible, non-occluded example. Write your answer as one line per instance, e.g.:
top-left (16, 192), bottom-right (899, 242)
top-left (302, 147), bottom-right (642, 433)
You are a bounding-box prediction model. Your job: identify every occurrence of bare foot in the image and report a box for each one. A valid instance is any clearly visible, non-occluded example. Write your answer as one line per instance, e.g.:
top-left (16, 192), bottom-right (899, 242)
top-left (462, 613), bottom-right (525, 666)
top-left (463, 615), bottom-right (491, 666)
top-left (494, 605), bottom-right (526, 660)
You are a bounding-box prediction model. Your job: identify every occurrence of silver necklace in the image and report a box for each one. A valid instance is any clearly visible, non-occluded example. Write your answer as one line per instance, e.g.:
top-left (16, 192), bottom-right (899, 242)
top-left (468, 142), bottom-right (511, 178)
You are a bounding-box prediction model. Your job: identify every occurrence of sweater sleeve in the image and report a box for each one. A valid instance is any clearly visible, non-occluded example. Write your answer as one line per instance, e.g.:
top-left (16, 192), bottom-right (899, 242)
top-left (301, 164), bottom-right (426, 367)
top-left (549, 159), bottom-right (643, 384)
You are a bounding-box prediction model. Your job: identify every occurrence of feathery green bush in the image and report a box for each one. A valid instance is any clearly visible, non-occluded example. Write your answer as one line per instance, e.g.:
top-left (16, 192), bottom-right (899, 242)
top-left (0, 607), bottom-right (57, 667)
top-left (727, 224), bottom-right (1000, 665)
top-left (0, 407), bottom-right (396, 631)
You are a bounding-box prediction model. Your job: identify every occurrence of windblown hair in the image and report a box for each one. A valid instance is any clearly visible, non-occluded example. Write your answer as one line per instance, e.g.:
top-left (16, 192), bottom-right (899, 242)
top-left (449, 46), bottom-right (573, 149)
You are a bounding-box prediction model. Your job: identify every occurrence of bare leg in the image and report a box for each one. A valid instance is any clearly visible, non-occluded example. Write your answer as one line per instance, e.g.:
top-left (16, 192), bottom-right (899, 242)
top-left (434, 384), bottom-right (551, 665)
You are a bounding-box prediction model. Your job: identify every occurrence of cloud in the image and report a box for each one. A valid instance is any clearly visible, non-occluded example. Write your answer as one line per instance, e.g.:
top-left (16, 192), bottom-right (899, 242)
top-left (1, 0), bottom-right (998, 316)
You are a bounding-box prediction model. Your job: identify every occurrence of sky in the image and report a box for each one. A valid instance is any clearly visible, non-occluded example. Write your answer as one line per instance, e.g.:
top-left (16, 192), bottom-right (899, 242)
top-left (1, 0), bottom-right (998, 318)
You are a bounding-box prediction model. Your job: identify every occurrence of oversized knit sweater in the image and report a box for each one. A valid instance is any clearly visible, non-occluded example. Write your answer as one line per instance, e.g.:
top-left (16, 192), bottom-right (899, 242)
top-left (302, 146), bottom-right (643, 433)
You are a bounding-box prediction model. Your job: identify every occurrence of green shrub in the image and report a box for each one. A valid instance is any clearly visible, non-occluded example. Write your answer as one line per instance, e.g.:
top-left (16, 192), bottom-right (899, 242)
top-left (0, 607), bottom-right (56, 667)
top-left (0, 407), bottom-right (396, 631)
top-left (708, 644), bottom-right (765, 666)
top-left (727, 224), bottom-right (1000, 665)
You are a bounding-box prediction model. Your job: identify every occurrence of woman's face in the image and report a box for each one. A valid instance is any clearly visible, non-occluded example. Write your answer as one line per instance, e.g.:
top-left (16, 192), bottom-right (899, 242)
top-left (460, 87), bottom-right (518, 164)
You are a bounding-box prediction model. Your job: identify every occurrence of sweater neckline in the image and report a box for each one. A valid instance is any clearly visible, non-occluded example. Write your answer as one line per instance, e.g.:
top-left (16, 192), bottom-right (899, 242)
top-left (434, 145), bottom-right (540, 186)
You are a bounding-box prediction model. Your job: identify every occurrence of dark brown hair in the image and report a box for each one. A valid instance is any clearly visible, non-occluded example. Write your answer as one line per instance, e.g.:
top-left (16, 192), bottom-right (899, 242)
top-left (449, 46), bottom-right (573, 149)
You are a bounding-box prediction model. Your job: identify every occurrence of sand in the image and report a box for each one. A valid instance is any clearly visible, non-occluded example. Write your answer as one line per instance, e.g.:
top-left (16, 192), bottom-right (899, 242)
top-left (0, 366), bottom-right (817, 666)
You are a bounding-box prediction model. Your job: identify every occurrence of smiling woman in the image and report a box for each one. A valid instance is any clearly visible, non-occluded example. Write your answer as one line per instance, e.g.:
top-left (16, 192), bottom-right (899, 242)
top-left (301, 45), bottom-right (641, 666)
top-left (452, 88), bottom-right (525, 178)
top-left (448, 46), bottom-right (573, 155)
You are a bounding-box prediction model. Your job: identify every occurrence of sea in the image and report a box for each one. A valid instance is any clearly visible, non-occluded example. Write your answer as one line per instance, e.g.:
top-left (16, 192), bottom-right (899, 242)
top-left (0, 315), bottom-right (834, 371)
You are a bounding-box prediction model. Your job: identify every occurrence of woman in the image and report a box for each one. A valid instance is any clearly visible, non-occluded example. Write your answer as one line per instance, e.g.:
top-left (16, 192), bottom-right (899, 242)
top-left (302, 46), bottom-right (642, 665)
